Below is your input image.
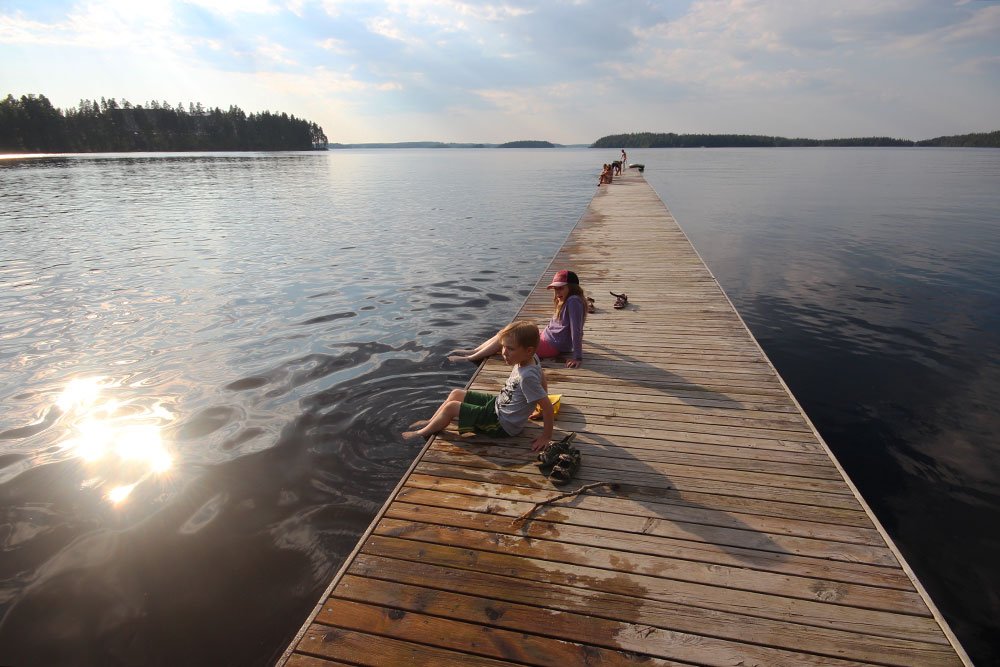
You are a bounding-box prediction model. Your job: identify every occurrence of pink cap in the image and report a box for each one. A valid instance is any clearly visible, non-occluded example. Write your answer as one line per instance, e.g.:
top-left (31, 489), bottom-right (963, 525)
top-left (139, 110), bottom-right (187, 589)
top-left (546, 270), bottom-right (580, 288)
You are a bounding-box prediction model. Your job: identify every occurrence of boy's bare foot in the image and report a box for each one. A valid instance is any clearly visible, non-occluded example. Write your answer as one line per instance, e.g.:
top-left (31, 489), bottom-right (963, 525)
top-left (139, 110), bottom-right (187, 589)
top-left (407, 419), bottom-right (430, 429)
top-left (401, 430), bottom-right (426, 442)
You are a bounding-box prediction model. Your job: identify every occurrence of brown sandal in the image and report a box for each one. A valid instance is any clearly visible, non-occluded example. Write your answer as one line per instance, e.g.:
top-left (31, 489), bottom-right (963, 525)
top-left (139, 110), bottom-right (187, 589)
top-left (548, 448), bottom-right (581, 486)
top-left (610, 291), bottom-right (628, 309)
top-left (536, 432), bottom-right (576, 468)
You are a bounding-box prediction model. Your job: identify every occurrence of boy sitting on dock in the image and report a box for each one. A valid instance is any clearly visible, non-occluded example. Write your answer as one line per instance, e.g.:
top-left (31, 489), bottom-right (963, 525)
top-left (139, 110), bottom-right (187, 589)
top-left (403, 321), bottom-right (554, 452)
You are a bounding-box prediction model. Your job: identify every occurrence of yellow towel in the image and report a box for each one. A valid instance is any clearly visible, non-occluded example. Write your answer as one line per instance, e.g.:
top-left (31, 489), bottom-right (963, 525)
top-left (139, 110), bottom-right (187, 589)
top-left (530, 394), bottom-right (562, 420)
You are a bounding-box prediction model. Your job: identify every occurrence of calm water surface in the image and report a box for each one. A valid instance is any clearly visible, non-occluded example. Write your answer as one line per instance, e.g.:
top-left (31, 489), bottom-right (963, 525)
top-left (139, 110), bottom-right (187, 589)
top-left (1, 148), bottom-right (998, 665)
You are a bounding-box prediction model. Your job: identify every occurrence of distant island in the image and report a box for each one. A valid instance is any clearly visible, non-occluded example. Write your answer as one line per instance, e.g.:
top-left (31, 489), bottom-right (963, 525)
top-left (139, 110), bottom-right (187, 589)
top-left (1, 93), bottom-right (327, 153)
top-left (328, 140), bottom-right (559, 149)
top-left (497, 140), bottom-right (554, 148)
top-left (328, 141), bottom-right (489, 149)
top-left (593, 131), bottom-right (1000, 148)
top-left (913, 131), bottom-right (1000, 147)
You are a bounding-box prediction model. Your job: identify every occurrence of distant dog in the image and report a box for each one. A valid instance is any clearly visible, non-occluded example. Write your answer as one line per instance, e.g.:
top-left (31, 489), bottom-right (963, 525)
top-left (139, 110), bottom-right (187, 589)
top-left (611, 160), bottom-right (622, 176)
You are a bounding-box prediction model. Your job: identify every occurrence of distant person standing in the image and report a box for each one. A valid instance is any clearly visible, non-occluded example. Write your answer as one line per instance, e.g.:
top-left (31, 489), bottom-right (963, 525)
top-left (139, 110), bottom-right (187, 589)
top-left (620, 148), bottom-right (628, 168)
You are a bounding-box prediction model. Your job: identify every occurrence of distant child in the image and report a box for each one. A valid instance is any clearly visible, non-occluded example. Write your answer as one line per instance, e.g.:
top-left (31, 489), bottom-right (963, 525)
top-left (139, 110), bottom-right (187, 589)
top-left (405, 321), bottom-right (554, 451)
top-left (598, 163), bottom-right (613, 185)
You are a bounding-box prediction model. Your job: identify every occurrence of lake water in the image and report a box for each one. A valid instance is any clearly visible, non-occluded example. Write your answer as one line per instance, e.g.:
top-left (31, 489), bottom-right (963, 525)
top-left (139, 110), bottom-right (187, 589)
top-left (1, 148), bottom-right (997, 665)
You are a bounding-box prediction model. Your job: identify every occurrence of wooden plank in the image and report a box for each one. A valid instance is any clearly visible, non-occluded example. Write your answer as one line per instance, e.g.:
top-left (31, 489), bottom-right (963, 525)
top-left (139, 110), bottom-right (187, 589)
top-left (387, 499), bottom-right (909, 586)
top-left (281, 170), bottom-right (969, 666)
top-left (338, 565), bottom-right (961, 666)
top-left (434, 417), bottom-right (825, 453)
top-left (418, 449), bottom-right (855, 496)
top-left (285, 654), bottom-right (354, 667)
top-left (361, 535), bottom-right (946, 645)
top-left (317, 597), bottom-right (679, 666)
top-left (294, 624), bottom-right (516, 666)
top-left (371, 517), bottom-right (924, 613)
top-left (403, 473), bottom-right (874, 527)
top-left (412, 459), bottom-right (868, 510)
top-left (332, 576), bottom-right (879, 667)
top-left (391, 491), bottom-right (900, 565)
top-left (434, 429), bottom-right (828, 464)
top-left (430, 437), bottom-right (838, 474)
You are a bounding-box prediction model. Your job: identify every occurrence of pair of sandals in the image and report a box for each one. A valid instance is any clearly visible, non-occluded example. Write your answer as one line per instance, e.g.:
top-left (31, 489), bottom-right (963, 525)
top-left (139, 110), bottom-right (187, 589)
top-left (535, 432), bottom-right (581, 486)
top-left (586, 293), bottom-right (627, 312)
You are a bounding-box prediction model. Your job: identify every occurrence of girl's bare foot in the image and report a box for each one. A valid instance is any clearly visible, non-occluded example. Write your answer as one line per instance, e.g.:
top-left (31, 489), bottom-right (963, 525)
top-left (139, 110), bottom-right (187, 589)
top-left (401, 430), bottom-right (427, 442)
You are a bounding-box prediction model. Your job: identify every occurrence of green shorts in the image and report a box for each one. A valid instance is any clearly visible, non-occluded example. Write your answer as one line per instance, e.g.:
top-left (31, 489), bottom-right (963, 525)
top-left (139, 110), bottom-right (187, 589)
top-left (458, 391), bottom-right (510, 437)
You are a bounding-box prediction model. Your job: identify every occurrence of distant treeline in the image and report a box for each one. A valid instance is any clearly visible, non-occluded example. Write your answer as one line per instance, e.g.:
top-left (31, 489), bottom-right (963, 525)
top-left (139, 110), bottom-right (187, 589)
top-left (328, 141), bottom-right (489, 149)
top-left (593, 131), bottom-right (1000, 148)
top-left (327, 140), bottom-right (558, 149)
top-left (497, 140), bottom-right (554, 148)
top-left (0, 93), bottom-right (328, 153)
top-left (915, 130), bottom-right (1000, 147)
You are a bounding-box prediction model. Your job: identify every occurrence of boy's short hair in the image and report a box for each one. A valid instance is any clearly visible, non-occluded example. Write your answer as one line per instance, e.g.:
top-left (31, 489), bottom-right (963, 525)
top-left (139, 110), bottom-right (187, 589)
top-left (498, 320), bottom-right (540, 350)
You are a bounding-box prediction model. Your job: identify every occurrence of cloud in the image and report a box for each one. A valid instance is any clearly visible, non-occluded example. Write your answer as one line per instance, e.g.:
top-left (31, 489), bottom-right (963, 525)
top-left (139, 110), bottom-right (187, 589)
top-left (606, 0), bottom-right (1000, 106)
top-left (317, 36), bottom-right (352, 54)
top-left (253, 66), bottom-right (399, 95)
top-left (0, 1), bottom-right (177, 50)
top-left (885, 3), bottom-right (1000, 52)
top-left (472, 80), bottom-right (584, 116)
top-left (953, 54), bottom-right (1000, 76)
top-left (365, 16), bottom-right (414, 44)
top-left (182, 0), bottom-right (283, 17)
top-left (255, 37), bottom-right (297, 65)
top-left (379, 0), bottom-right (532, 31)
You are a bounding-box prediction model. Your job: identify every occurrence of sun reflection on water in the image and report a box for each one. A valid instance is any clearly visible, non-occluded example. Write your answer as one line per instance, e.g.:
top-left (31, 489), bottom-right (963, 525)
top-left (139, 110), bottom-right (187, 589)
top-left (57, 377), bottom-right (174, 506)
top-left (57, 376), bottom-right (104, 412)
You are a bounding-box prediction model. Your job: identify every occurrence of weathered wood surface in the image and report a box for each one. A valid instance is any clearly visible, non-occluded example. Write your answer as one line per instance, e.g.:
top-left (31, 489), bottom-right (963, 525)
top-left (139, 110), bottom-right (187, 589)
top-left (281, 172), bottom-right (969, 666)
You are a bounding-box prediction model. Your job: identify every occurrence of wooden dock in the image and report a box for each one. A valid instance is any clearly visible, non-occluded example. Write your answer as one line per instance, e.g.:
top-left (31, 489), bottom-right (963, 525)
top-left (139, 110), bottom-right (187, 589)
top-left (280, 172), bottom-right (970, 666)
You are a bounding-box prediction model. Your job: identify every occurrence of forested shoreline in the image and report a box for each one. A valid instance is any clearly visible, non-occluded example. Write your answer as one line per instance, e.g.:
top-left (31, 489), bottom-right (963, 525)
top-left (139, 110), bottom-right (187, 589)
top-left (6, 93), bottom-right (995, 153)
top-left (0, 93), bottom-right (328, 153)
top-left (497, 140), bottom-right (555, 148)
top-left (593, 131), bottom-right (1000, 148)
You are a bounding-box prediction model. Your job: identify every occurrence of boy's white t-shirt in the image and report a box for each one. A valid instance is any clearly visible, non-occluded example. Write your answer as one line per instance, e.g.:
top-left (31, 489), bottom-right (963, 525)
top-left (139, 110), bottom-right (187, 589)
top-left (496, 355), bottom-right (546, 435)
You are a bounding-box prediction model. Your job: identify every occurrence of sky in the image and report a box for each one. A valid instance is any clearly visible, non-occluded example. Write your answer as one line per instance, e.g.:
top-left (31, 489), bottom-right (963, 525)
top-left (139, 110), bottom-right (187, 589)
top-left (1, 0), bottom-right (999, 144)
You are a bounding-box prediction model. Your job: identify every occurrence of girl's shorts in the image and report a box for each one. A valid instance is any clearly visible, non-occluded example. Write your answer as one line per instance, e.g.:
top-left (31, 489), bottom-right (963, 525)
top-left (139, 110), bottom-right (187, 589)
top-left (458, 391), bottom-right (510, 437)
top-left (536, 334), bottom-right (560, 359)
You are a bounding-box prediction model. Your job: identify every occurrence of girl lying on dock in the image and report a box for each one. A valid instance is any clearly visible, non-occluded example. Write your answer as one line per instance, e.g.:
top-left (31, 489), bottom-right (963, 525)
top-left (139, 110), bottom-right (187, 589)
top-left (448, 270), bottom-right (588, 368)
top-left (405, 321), bottom-right (554, 451)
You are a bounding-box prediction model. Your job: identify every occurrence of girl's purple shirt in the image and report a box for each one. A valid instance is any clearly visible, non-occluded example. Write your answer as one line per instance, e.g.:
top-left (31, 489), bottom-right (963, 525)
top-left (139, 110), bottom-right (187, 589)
top-left (542, 294), bottom-right (585, 360)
